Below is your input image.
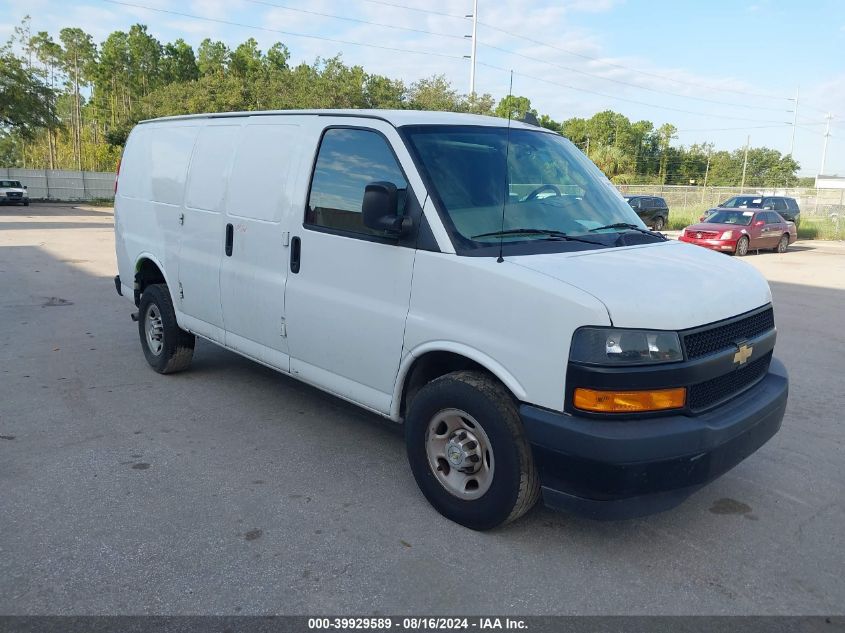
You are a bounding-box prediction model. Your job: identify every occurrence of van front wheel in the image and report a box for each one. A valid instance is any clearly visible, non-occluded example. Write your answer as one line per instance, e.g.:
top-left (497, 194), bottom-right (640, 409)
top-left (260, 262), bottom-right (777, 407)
top-left (138, 283), bottom-right (195, 374)
top-left (405, 370), bottom-right (540, 530)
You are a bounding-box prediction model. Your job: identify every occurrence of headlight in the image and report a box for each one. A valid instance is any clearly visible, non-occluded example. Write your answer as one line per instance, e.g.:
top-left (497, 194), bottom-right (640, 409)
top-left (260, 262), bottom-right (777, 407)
top-left (721, 230), bottom-right (734, 239)
top-left (570, 327), bottom-right (683, 365)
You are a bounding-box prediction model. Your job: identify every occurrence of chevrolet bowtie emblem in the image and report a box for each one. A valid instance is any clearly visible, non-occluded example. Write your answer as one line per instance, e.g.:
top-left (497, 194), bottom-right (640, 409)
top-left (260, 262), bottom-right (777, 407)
top-left (733, 343), bottom-right (753, 365)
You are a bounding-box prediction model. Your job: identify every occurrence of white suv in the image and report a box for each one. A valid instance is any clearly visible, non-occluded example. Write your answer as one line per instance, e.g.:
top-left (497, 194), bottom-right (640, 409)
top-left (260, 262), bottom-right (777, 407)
top-left (0, 179), bottom-right (29, 206)
top-left (113, 110), bottom-right (788, 529)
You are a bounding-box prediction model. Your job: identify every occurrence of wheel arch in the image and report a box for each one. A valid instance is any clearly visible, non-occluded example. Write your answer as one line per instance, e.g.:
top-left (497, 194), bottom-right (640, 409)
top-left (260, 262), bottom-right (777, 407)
top-left (391, 342), bottom-right (528, 421)
top-left (133, 253), bottom-right (172, 306)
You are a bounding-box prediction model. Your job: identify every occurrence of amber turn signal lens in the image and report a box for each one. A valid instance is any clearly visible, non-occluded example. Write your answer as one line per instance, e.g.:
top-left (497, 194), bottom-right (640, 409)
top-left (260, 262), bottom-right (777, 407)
top-left (573, 387), bottom-right (686, 413)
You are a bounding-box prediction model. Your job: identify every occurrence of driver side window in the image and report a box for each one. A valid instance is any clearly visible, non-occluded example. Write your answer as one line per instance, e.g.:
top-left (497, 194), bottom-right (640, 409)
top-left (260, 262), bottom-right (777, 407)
top-left (306, 128), bottom-right (408, 236)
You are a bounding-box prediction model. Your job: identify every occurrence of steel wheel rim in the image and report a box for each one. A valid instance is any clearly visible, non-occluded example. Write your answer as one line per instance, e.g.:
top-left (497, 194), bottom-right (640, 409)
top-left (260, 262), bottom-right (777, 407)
top-left (425, 408), bottom-right (494, 500)
top-left (738, 237), bottom-right (748, 256)
top-left (145, 304), bottom-right (164, 356)
top-left (778, 236), bottom-right (788, 253)
top-left (654, 218), bottom-right (664, 231)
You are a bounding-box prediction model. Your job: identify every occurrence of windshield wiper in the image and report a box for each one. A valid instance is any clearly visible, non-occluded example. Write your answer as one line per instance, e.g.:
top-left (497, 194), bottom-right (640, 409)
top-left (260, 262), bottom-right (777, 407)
top-left (588, 223), bottom-right (667, 240)
top-left (471, 228), bottom-right (605, 246)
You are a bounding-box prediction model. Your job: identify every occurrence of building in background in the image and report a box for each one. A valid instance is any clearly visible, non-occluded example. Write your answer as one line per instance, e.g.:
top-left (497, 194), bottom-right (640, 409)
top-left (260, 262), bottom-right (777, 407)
top-left (815, 175), bottom-right (845, 189)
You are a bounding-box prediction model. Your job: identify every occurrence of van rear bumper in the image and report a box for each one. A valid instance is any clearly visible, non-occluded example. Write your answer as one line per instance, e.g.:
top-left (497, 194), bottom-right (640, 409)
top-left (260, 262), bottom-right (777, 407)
top-left (519, 357), bottom-right (788, 520)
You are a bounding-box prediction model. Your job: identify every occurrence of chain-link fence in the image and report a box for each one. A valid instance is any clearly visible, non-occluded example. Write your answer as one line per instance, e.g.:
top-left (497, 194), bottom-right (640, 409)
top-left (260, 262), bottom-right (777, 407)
top-left (0, 168), bottom-right (115, 201)
top-left (616, 184), bottom-right (845, 217)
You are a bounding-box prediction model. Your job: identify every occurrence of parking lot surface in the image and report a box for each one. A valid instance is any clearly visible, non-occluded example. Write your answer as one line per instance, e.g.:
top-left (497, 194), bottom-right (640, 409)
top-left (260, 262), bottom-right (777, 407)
top-left (1, 204), bottom-right (844, 615)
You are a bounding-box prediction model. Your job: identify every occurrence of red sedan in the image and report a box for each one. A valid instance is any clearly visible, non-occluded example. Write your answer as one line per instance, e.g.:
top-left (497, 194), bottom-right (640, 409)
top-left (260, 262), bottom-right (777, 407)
top-left (679, 209), bottom-right (797, 256)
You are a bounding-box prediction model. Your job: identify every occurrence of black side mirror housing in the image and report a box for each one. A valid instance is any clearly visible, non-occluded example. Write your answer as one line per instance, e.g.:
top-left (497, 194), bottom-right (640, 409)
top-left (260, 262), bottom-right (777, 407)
top-left (23, 185), bottom-right (27, 190)
top-left (362, 181), bottom-right (412, 236)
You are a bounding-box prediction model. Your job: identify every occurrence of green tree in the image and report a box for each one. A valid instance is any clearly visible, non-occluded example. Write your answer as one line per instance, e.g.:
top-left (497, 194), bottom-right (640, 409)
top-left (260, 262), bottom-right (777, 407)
top-left (656, 123), bottom-right (677, 184)
top-left (197, 39), bottom-right (228, 76)
top-left (229, 37), bottom-right (262, 79)
top-left (59, 27), bottom-right (96, 169)
top-left (161, 39), bottom-right (198, 84)
top-left (408, 74), bottom-right (459, 111)
top-left (494, 94), bottom-right (535, 120)
top-left (97, 31), bottom-right (130, 124)
top-left (363, 74), bottom-right (406, 109)
top-left (29, 31), bottom-right (64, 167)
top-left (127, 24), bottom-right (161, 98)
top-left (461, 92), bottom-right (495, 116)
top-left (265, 42), bottom-right (290, 72)
top-left (590, 144), bottom-right (635, 182)
top-left (0, 48), bottom-right (58, 138)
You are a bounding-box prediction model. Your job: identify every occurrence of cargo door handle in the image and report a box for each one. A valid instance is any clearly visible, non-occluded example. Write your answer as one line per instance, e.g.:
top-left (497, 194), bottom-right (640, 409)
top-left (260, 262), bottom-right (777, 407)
top-left (225, 223), bottom-right (234, 257)
top-left (290, 236), bottom-right (301, 273)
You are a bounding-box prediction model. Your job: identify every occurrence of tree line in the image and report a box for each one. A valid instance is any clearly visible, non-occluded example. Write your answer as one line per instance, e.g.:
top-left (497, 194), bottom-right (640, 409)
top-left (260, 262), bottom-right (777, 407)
top-left (0, 16), bottom-right (801, 187)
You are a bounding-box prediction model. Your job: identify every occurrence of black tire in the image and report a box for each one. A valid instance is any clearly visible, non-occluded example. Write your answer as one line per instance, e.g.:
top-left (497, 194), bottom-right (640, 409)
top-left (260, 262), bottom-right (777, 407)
top-left (652, 216), bottom-right (665, 231)
top-left (735, 236), bottom-right (749, 257)
top-left (775, 234), bottom-right (789, 253)
top-left (137, 283), bottom-right (195, 373)
top-left (23, 200), bottom-right (29, 206)
top-left (404, 370), bottom-right (540, 530)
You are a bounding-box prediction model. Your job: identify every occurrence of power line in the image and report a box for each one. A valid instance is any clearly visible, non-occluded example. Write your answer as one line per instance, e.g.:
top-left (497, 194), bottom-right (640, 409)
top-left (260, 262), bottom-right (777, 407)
top-left (99, 0), bottom-right (466, 60)
top-left (476, 20), bottom-right (789, 101)
top-left (477, 40), bottom-right (790, 114)
top-left (242, 0), bottom-right (466, 40)
top-left (476, 61), bottom-right (791, 124)
top-left (357, 0), bottom-right (466, 20)
top-left (677, 124), bottom-right (794, 133)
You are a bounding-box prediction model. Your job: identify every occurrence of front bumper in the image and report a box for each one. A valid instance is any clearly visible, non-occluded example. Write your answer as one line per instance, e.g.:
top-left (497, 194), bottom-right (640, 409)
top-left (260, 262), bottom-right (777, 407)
top-left (678, 234), bottom-right (736, 252)
top-left (520, 357), bottom-right (788, 520)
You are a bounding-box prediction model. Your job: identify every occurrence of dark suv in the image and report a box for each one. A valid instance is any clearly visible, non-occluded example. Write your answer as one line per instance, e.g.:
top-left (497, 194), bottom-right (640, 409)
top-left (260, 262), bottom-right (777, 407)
top-left (623, 195), bottom-right (669, 230)
top-left (717, 195), bottom-right (801, 227)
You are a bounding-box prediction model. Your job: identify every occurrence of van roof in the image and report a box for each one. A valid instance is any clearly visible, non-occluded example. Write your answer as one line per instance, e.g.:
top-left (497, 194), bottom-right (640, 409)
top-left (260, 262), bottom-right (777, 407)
top-left (139, 109), bottom-right (540, 130)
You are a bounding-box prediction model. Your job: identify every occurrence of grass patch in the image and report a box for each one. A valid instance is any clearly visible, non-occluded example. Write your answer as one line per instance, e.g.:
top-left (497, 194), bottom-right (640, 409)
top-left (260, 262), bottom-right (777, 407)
top-left (798, 216), bottom-right (843, 240)
top-left (82, 197), bottom-right (116, 207)
top-left (667, 204), bottom-right (711, 230)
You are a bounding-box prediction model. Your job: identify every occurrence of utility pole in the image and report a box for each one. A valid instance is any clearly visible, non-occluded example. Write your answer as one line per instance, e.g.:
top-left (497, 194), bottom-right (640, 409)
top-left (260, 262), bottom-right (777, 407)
top-left (740, 135), bottom-right (750, 193)
top-left (585, 136), bottom-right (590, 157)
top-left (789, 86), bottom-right (799, 156)
top-left (701, 147), bottom-right (711, 203)
top-left (820, 113), bottom-right (832, 175)
top-left (466, 0), bottom-right (478, 96)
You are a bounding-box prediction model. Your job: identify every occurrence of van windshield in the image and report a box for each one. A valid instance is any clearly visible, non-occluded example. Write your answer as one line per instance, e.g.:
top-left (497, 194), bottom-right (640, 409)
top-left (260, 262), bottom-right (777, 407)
top-left (0, 181), bottom-right (22, 188)
top-left (401, 125), bottom-right (648, 255)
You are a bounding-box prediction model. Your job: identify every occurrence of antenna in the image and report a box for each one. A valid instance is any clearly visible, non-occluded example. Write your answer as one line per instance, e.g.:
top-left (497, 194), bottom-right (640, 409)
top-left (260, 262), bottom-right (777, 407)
top-left (497, 70), bottom-right (514, 264)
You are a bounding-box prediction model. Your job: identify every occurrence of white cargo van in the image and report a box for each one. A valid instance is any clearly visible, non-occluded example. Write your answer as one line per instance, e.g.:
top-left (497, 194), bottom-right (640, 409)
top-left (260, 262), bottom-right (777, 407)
top-left (114, 110), bottom-right (788, 529)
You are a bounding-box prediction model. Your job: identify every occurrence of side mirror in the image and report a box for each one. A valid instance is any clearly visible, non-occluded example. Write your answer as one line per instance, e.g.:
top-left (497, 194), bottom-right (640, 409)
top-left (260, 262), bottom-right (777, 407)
top-left (23, 185), bottom-right (27, 190)
top-left (362, 181), bottom-right (412, 236)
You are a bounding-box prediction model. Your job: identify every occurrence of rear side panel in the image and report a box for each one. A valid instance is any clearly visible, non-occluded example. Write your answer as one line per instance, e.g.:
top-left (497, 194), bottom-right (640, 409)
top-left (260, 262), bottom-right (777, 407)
top-left (115, 122), bottom-right (199, 307)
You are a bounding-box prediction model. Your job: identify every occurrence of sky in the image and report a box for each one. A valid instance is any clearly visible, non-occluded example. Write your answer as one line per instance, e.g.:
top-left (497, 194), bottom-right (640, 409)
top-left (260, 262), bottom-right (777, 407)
top-left (2, 0), bottom-right (843, 177)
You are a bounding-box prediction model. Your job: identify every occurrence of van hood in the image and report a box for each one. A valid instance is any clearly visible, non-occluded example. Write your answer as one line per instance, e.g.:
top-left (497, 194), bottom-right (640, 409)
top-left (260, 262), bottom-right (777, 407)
top-left (510, 241), bottom-right (772, 330)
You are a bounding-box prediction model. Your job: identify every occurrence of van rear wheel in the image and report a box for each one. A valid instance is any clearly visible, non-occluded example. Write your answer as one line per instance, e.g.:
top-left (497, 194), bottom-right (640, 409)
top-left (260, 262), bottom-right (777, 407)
top-left (138, 283), bottom-right (195, 373)
top-left (404, 370), bottom-right (540, 530)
